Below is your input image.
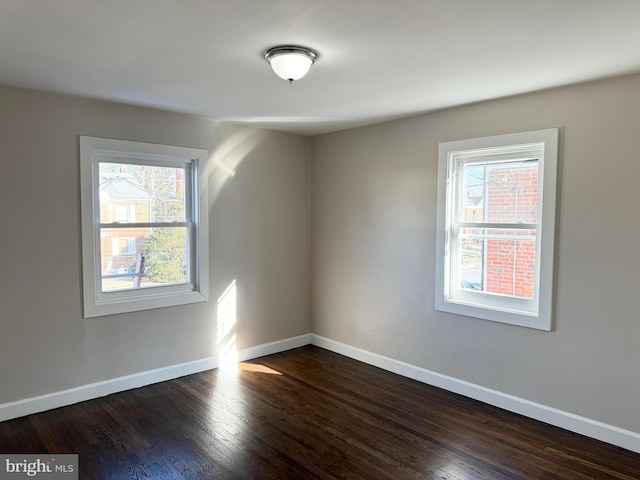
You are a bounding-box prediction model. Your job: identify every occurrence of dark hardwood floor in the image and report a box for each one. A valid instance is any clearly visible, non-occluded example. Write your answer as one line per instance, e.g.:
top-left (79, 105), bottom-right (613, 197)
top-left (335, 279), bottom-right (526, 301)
top-left (1, 345), bottom-right (639, 479)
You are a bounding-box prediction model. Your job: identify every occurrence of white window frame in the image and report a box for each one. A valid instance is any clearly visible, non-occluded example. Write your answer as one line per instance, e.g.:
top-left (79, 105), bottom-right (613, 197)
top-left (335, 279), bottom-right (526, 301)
top-left (435, 129), bottom-right (558, 330)
top-left (80, 136), bottom-right (209, 318)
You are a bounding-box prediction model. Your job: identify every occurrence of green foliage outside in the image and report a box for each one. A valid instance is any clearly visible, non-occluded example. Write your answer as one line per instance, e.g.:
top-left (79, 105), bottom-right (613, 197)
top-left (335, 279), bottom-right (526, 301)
top-left (135, 165), bottom-right (187, 285)
top-left (143, 228), bottom-right (187, 284)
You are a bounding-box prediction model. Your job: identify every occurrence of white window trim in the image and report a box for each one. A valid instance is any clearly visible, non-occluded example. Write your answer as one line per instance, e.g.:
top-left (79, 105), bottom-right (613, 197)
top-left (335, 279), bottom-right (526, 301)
top-left (435, 129), bottom-right (558, 330)
top-left (80, 136), bottom-right (209, 318)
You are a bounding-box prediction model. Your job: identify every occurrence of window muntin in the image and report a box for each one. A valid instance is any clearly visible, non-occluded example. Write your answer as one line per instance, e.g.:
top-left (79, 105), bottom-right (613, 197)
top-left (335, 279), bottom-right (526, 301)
top-left (435, 129), bottom-right (558, 330)
top-left (80, 137), bottom-right (209, 318)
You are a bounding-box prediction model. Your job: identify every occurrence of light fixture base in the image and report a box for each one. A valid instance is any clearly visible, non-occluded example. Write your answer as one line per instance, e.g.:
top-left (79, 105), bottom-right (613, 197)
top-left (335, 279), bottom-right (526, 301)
top-left (265, 45), bottom-right (318, 83)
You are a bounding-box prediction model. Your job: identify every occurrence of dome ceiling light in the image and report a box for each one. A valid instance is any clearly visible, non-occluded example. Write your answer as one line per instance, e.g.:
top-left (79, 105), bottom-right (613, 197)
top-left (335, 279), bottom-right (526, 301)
top-left (264, 46), bottom-right (318, 84)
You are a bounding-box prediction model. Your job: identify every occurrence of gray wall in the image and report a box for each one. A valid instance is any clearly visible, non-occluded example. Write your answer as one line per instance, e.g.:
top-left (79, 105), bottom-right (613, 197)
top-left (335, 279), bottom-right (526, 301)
top-left (2, 73), bottom-right (639, 437)
top-left (311, 73), bottom-right (640, 433)
top-left (0, 85), bottom-right (310, 403)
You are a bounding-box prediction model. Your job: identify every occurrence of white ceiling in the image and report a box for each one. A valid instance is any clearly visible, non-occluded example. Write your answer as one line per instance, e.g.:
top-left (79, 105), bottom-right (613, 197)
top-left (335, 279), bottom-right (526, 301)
top-left (2, 0), bottom-right (640, 136)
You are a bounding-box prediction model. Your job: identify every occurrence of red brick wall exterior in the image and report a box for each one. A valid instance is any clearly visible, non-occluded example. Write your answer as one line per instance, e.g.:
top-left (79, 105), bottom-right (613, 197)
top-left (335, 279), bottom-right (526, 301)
top-left (485, 165), bottom-right (538, 299)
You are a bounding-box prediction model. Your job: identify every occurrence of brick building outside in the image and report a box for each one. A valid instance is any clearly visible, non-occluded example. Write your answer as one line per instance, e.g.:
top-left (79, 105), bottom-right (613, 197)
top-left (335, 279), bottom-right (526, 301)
top-left (463, 161), bottom-right (539, 299)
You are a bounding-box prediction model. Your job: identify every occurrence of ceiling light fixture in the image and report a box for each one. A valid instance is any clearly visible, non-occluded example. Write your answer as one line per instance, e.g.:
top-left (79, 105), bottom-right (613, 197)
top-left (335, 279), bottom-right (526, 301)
top-left (265, 46), bottom-right (318, 84)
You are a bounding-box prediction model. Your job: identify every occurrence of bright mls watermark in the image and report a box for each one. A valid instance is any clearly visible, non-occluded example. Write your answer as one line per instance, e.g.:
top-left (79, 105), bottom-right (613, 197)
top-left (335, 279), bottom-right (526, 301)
top-left (0, 455), bottom-right (77, 479)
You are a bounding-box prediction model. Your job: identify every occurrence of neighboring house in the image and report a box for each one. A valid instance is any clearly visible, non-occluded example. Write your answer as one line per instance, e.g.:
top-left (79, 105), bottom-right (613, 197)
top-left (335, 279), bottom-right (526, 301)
top-left (99, 170), bottom-right (151, 276)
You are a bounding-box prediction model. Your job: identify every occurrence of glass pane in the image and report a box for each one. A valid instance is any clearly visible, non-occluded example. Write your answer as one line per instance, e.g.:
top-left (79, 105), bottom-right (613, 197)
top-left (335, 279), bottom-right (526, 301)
top-left (462, 161), bottom-right (538, 224)
top-left (459, 235), bottom-right (483, 291)
top-left (459, 228), bottom-right (536, 299)
top-left (462, 165), bottom-right (486, 222)
top-left (100, 226), bottom-right (188, 292)
top-left (99, 162), bottom-right (186, 223)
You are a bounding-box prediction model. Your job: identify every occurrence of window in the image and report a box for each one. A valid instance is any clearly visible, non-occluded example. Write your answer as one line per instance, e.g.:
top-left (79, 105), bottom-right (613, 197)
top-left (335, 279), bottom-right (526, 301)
top-left (113, 237), bottom-right (136, 255)
top-left (114, 204), bottom-right (135, 223)
top-left (435, 129), bottom-right (558, 330)
top-left (80, 136), bottom-right (209, 318)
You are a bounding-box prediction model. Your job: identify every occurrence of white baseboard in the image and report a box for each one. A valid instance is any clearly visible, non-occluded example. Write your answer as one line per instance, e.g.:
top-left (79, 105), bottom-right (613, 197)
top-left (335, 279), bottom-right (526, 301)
top-left (237, 334), bottom-right (311, 362)
top-left (310, 334), bottom-right (640, 454)
top-left (0, 334), bottom-right (310, 423)
top-left (3, 332), bottom-right (639, 455)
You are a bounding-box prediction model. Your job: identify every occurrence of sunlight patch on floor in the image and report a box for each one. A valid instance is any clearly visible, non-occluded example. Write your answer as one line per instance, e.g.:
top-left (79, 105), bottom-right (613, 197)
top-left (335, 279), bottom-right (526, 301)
top-left (238, 363), bottom-right (283, 375)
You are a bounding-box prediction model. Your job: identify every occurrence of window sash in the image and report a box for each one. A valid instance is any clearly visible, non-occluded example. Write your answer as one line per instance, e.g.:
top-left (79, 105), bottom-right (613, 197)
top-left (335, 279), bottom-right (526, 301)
top-left (447, 155), bottom-right (542, 307)
top-left (96, 158), bottom-right (193, 225)
top-left (96, 223), bottom-right (196, 296)
top-left (94, 156), bottom-right (195, 297)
